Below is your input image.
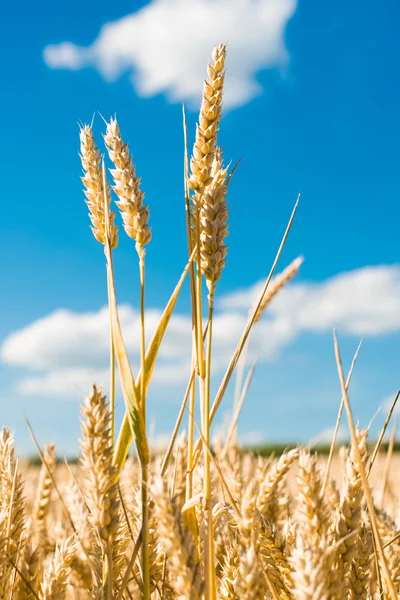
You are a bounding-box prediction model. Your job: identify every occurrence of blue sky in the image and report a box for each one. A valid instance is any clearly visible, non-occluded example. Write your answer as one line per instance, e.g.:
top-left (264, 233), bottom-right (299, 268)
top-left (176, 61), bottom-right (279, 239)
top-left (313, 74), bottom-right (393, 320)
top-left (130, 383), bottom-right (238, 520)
top-left (1, 0), bottom-right (400, 455)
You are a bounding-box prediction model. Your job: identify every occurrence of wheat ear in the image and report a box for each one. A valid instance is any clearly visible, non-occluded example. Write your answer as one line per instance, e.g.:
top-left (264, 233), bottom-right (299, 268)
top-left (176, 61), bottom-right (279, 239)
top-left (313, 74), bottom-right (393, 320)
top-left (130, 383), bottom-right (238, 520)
top-left (347, 523), bottom-right (372, 600)
top-left (218, 544), bottom-right (239, 600)
top-left (257, 448), bottom-right (299, 521)
top-left (79, 124), bottom-right (118, 248)
top-left (80, 385), bottom-right (120, 596)
top-left (151, 479), bottom-right (202, 600)
top-left (17, 543), bottom-right (40, 600)
top-left (199, 148), bottom-right (229, 287)
top-left (333, 428), bottom-right (368, 576)
top-left (32, 442), bottom-right (56, 548)
top-left (0, 430), bottom-right (26, 597)
top-left (188, 45), bottom-right (226, 193)
top-left (104, 117), bottom-right (151, 250)
top-left (39, 536), bottom-right (77, 600)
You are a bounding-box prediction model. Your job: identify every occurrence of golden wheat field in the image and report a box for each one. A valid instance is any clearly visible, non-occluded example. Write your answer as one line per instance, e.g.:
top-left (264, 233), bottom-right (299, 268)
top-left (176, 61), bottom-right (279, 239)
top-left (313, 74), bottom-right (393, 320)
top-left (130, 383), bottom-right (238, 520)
top-left (2, 42), bottom-right (400, 599)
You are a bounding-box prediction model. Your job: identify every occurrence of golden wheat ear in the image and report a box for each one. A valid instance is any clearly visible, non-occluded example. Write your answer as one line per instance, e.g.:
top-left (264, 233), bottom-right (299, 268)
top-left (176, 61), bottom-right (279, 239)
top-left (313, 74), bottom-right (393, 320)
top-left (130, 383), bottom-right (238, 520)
top-left (79, 124), bottom-right (118, 249)
top-left (104, 117), bottom-right (151, 249)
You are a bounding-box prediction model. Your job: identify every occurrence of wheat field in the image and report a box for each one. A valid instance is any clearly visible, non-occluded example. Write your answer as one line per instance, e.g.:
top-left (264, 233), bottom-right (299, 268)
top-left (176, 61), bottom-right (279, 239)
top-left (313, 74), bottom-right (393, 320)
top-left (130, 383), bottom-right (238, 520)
top-left (1, 43), bottom-right (400, 599)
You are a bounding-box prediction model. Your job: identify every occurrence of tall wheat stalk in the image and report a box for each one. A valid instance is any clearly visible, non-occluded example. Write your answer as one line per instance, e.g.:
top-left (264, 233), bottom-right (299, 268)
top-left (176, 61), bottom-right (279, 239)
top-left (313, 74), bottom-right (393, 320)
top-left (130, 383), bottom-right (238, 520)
top-left (104, 117), bottom-right (152, 600)
top-left (79, 124), bottom-right (118, 442)
top-left (187, 44), bottom-right (227, 599)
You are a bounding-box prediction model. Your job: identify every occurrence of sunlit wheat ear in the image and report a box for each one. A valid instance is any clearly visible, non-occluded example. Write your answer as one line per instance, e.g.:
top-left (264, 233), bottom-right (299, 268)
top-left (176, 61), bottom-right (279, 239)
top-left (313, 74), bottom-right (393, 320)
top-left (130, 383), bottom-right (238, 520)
top-left (17, 543), bottom-right (40, 600)
top-left (150, 478), bottom-right (202, 599)
top-left (80, 385), bottom-right (120, 545)
top-left (347, 523), bottom-right (372, 600)
top-left (257, 448), bottom-right (299, 517)
top-left (295, 450), bottom-right (326, 543)
top-left (333, 428), bottom-right (368, 575)
top-left (33, 442), bottom-right (56, 545)
top-left (237, 545), bottom-right (267, 600)
top-left (104, 117), bottom-right (151, 252)
top-left (0, 429), bottom-right (26, 597)
top-left (79, 124), bottom-right (118, 249)
top-left (253, 256), bottom-right (304, 322)
top-left (290, 534), bottom-right (334, 600)
top-left (40, 535), bottom-right (77, 600)
top-left (188, 44), bottom-right (226, 194)
top-left (199, 148), bottom-right (229, 291)
top-left (376, 509), bottom-right (400, 594)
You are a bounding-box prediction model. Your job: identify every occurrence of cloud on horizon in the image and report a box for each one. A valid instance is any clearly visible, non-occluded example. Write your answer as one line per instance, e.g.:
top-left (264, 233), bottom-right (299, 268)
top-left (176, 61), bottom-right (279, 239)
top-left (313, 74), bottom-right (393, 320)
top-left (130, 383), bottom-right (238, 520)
top-left (43, 0), bottom-right (297, 109)
top-left (2, 263), bottom-right (400, 399)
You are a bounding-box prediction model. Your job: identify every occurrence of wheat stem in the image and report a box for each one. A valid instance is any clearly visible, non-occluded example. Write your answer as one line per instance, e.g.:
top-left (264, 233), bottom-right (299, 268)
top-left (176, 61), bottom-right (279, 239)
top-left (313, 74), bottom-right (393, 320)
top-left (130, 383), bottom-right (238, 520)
top-left (203, 287), bottom-right (217, 600)
top-left (107, 268), bottom-right (116, 445)
top-left (368, 389), bottom-right (400, 477)
top-left (333, 331), bottom-right (398, 600)
top-left (380, 417), bottom-right (397, 508)
top-left (321, 339), bottom-right (362, 498)
top-left (141, 460), bottom-right (150, 600)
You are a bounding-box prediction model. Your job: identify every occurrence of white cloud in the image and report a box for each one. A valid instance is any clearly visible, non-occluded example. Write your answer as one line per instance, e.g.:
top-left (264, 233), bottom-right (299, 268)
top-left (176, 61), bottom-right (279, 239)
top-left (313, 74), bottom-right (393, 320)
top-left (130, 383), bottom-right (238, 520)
top-left (17, 368), bottom-right (109, 398)
top-left (43, 0), bottom-right (297, 108)
top-left (2, 263), bottom-right (400, 398)
top-left (221, 264), bottom-right (400, 335)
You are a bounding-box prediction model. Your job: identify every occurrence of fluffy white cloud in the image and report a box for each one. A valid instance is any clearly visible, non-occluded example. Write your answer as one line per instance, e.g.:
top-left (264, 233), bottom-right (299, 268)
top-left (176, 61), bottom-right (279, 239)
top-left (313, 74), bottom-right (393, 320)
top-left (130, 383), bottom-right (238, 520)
top-left (2, 263), bottom-right (400, 398)
top-left (221, 264), bottom-right (400, 335)
top-left (18, 368), bottom-right (109, 398)
top-left (43, 0), bottom-right (297, 108)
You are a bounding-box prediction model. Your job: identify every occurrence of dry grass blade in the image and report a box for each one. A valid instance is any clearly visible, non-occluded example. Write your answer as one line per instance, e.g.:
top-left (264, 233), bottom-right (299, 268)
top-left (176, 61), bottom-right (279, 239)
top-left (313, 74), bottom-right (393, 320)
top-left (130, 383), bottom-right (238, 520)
top-left (321, 338), bottom-right (363, 497)
top-left (333, 331), bottom-right (398, 600)
top-left (193, 417), bottom-right (240, 517)
top-left (380, 417), bottom-right (397, 507)
top-left (8, 558), bottom-right (40, 600)
top-left (160, 369), bottom-right (195, 477)
top-left (25, 418), bottom-right (77, 535)
top-left (222, 362), bottom-right (257, 459)
top-left (115, 529), bottom-right (143, 600)
top-left (368, 389), bottom-right (400, 477)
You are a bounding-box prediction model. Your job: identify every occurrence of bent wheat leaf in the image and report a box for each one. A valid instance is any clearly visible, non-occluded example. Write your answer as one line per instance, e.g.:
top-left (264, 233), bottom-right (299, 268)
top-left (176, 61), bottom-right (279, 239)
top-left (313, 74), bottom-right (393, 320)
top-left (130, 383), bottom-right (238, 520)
top-left (106, 260), bottom-right (149, 466)
top-left (113, 248), bottom-right (196, 474)
top-left (102, 162), bottom-right (148, 467)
